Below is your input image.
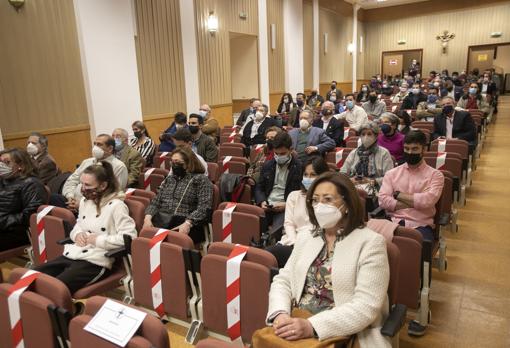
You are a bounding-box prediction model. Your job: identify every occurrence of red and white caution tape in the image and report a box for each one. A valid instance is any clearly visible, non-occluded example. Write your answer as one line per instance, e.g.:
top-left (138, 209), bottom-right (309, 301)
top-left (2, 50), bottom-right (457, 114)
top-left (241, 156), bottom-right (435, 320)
top-left (7, 270), bottom-right (40, 348)
top-left (125, 188), bottom-right (136, 197)
top-left (438, 139), bottom-right (446, 153)
top-left (254, 144), bottom-right (264, 154)
top-left (223, 156), bottom-right (233, 174)
top-left (228, 131), bottom-right (237, 143)
top-left (436, 152), bottom-right (447, 170)
top-left (159, 152), bottom-right (169, 170)
top-left (149, 228), bottom-right (170, 317)
top-left (36, 206), bottom-right (55, 264)
top-left (335, 148), bottom-right (344, 169)
top-left (391, 105), bottom-right (397, 112)
top-left (144, 168), bottom-right (156, 191)
top-left (226, 244), bottom-right (249, 346)
top-left (343, 127), bottom-right (350, 141)
top-left (222, 203), bottom-right (237, 243)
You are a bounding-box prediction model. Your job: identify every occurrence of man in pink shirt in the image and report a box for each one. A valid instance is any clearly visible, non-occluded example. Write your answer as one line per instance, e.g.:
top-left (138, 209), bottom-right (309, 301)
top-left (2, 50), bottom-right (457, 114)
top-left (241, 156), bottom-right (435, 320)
top-left (378, 130), bottom-right (444, 241)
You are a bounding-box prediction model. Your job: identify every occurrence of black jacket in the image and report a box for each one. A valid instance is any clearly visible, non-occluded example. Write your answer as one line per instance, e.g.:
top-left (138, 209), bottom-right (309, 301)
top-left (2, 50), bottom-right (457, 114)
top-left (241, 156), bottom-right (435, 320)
top-left (432, 110), bottom-right (477, 143)
top-left (242, 117), bottom-right (277, 147)
top-left (313, 117), bottom-right (345, 147)
top-left (402, 93), bottom-right (427, 109)
top-left (254, 156), bottom-right (303, 205)
top-left (236, 108), bottom-right (254, 126)
top-left (0, 176), bottom-right (46, 232)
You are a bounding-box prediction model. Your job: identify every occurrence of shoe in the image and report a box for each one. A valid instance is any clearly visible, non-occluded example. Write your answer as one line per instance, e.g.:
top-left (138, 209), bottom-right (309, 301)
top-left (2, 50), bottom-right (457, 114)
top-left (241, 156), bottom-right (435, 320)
top-left (408, 320), bottom-right (427, 336)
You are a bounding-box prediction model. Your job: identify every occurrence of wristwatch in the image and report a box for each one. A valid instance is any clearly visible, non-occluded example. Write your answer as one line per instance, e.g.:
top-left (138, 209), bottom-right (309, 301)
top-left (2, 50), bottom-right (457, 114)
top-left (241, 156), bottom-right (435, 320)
top-left (393, 191), bottom-right (400, 200)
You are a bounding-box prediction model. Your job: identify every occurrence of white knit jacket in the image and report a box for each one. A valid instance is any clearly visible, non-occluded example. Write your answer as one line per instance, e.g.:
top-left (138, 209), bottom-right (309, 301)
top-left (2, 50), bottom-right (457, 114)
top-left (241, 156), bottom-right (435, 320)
top-left (267, 227), bottom-right (391, 348)
top-left (63, 193), bottom-right (137, 269)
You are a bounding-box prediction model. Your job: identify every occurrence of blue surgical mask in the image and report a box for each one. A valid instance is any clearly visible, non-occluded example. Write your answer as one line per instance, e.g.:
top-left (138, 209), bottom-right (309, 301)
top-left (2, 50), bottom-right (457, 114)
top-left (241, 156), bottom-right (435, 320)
top-left (114, 138), bottom-right (123, 150)
top-left (427, 95), bottom-right (438, 104)
top-left (302, 177), bottom-right (314, 190)
top-left (346, 100), bottom-right (354, 109)
top-left (469, 87), bottom-right (477, 95)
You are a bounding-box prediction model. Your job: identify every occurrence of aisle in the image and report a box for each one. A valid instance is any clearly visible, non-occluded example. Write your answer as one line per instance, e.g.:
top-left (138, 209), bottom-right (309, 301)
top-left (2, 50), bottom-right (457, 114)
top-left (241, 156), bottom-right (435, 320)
top-left (401, 96), bottom-right (510, 348)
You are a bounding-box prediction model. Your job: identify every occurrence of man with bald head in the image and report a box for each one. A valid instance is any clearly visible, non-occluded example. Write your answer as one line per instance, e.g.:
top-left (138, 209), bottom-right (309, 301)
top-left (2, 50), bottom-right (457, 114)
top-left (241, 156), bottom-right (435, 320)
top-left (112, 128), bottom-right (144, 187)
top-left (312, 101), bottom-right (345, 147)
top-left (199, 104), bottom-right (220, 141)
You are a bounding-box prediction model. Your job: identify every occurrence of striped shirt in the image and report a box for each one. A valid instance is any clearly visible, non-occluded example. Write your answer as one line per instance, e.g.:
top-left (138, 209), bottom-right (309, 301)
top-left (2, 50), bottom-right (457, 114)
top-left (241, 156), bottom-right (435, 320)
top-left (129, 136), bottom-right (155, 166)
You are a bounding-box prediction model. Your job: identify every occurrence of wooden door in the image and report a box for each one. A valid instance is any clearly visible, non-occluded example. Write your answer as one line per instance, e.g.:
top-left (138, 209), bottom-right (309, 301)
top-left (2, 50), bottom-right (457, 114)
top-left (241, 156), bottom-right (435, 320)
top-left (383, 53), bottom-right (403, 77)
top-left (468, 48), bottom-right (494, 73)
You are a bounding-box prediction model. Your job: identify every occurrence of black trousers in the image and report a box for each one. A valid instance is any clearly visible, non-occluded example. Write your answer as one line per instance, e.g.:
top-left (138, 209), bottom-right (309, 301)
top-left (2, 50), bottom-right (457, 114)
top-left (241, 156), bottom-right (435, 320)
top-left (34, 256), bottom-right (110, 294)
top-left (266, 244), bottom-right (294, 268)
top-left (0, 226), bottom-right (29, 252)
top-left (155, 215), bottom-right (206, 244)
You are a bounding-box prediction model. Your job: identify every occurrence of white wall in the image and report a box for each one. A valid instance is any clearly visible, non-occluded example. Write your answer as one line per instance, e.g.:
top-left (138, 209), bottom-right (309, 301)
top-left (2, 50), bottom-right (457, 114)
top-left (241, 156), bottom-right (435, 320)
top-left (283, 0), bottom-right (304, 95)
top-left (73, 0), bottom-right (142, 139)
top-left (230, 35), bottom-right (260, 100)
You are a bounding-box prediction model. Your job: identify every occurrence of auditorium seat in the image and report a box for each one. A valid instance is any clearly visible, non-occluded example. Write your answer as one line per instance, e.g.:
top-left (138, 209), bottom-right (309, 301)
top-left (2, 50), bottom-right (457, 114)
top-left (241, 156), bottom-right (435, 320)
top-left (212, 202), bottom-right (265, 246)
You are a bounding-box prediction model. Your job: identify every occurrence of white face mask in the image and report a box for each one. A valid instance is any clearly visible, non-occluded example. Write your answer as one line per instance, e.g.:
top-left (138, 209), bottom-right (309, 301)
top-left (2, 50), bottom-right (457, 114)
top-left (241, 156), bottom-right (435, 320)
top-left (92, 145), bottom-right (105, 160)
top-left (361, 135), bottom-right (376, 148)
top-left (26, 143), bottom-right (39, 156)
top-left (0, 162), bottom-right (13, 178)
top-left (198, 110), bottom-right (208, 119)
top-left (313, 203), bottom-right (343, 229)
top-left (255, 112), bottom-right (264, 122)
top-left (299, 119), bottom-right (310, 130)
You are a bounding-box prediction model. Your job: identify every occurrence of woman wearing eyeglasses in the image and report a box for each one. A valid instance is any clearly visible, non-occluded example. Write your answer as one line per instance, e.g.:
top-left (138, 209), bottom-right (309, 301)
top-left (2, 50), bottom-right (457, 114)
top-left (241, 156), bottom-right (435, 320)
top-left (265, 172), bottom-right (391, 347)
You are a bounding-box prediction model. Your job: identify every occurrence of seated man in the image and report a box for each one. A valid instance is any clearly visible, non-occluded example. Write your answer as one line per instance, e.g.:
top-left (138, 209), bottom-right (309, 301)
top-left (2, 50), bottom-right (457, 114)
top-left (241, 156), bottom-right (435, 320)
top-left (288, 93), bottom-right (307, 128)
top-left (247, 126), bottom-right (282, 183)
top-left (288, 109), bottom-right (335, 163)
top-left (362, 91), bottom-right (386, 120)
top-left (171, 128), bottom-right (208, 175)
top-left (254, 132), bottom-right (302, 228)
top-left (58, 134), bottom-right (128, 211)
top-left (306, 89), bottom-right (324, 107)
top-left (416, 87), bottom-right (442, 121)
top-left (402, 83), bottom-right (427, 109)
top-left (199, 104), bottom-right (220, 140)
top-left (312, 101), bottom-right (345, 147)
top-left (391, 83), bottom-right (409, 103)
top-left (237, 98), bottom-right (261, 127)
top-left (112, 128), bottom-right (144, 188)
top-left (378, 130), bottom-right (444, 241)
top-left (26, 132), bottom-right (60, 184)
top-left (242, 104), bottom-right (277, 148)
top-left (432, 96), bottom-right (477, 147)
top-left (188, 113), bottom-right (218, 163)
top-left (336, 94), bottom-right (368, 133)
top-left (158, 112), bottom-right (188, 152)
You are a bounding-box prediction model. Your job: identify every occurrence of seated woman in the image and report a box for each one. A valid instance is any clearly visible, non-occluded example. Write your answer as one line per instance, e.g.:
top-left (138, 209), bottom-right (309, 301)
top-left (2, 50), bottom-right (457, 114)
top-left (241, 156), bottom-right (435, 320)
top-left (246, 126), bottom-right (282, 183)
top-left (396, 110), bottom-right (413, 135)
top-left (377, 112), bottom-right (405, 163)
top-left (129, 120), bottom-right (156, 166)
top-left (143, 147), bottom-right (212, 244)
top-left (340, 122), bottom-right (394, 189)
top-left (277, 93), bottom-right (295, 114)
top-left (266, 172), bottom-right (390, 347)
top-left (456, 83), bottom-right (491, 115)
top-left (356, 85), bottom-right (370, 103)
top-left (266, 156), bottom-right (330, 268)
top-left (0, 149), bottom-right (47, 252)
top-left (35, 161), bottom-right (137, 294)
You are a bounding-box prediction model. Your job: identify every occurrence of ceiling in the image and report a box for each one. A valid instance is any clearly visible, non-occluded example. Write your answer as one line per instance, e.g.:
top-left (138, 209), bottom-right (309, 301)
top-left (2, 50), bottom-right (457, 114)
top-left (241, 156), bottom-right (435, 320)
top-left (343, 0), bottom-right (430, 9)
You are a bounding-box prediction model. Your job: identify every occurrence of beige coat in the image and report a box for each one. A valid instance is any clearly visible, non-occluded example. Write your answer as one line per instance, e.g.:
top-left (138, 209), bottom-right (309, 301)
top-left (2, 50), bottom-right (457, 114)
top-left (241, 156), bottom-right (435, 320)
top-left (267, 227), bottom-right (391, 348)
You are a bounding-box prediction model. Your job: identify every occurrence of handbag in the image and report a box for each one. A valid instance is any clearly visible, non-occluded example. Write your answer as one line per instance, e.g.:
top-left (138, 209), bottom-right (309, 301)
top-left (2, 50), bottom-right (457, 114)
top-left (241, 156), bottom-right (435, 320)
top-left (252, 308), bottom-right (358, 348)
top-left (151, 177), bottom-right (195, 228)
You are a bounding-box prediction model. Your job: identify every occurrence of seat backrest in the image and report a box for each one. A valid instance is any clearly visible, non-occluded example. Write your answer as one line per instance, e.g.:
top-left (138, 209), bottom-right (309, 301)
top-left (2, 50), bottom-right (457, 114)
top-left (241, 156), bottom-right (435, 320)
top-left (386, 241), bottom-right (400, 307)
top-left (208, 162), bottom-right (220, 184)
top-left (201, 247), bottom-right (273, 342)
top-left (212, 210), bottom-right (260, 245)
top-left (126, 188), bottom-right (156, 201)
top-left (142, 167), bottom-right (169, 177)
top-left (207, 242), bottom-right (277, 269)
top-left (220, 143), bottom-right (245, 149)
top-left (325, 148), bottom-right (352, 169)
top-left (391, 234), bottom-right (421, 309)
top-left (152, 153), bottom-right (171, 171)
top-left (131, 228), bottom-right (194, 321)
top-left (249, 144), bottom-right (266, 163)
top-left (126, 195), bottom-right (150, 209)
top-left (138, 173), bottom-right (165, 194)
top-left (423, 156), bottom-right (462, 178)
top-left (219, 157), bottom-right (248, 175)
top-left (219, 146), bottom-right (244, 158)
top-left (217, 202), bottom-right (264, 216)
top-left (124, 199), bottom-right (145, 234)
top-left (435, 173), bottom-right (454, 220)
top-left (345, 136), bottom-right (360, 149)
top-left (69, 296), bottom-right (169, 348)
top-left (220, 134), bottom-right (242, 144)
top-left (429, 142), bottom-right (468, 160)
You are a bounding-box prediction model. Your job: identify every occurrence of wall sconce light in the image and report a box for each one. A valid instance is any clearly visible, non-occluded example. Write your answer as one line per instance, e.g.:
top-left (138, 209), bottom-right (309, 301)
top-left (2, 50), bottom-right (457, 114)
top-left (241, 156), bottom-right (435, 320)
top-left (490, 32), bottom-right (503, 38)
top-left (324, 33), bottom-right (328, 54)
top-left (397, 39), bottom-right (407, 45)
top-left (359, 36), bottom-right (363, 53)
top-left (8, 0), bottom-right (25, 11)
top-left (270, 24), bottom-right (276, 50)
top-left (207, 11), bottom-right (218, 34)
top-left (347, 42), bottom-right (355, 54)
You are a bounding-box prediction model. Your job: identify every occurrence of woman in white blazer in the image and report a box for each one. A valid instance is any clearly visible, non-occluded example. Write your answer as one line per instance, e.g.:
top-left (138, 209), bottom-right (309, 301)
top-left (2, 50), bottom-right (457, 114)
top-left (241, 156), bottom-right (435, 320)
top-left (266, 172), bottom-right (391, 347)
top-left (36, 161), bottom-right (137, 294)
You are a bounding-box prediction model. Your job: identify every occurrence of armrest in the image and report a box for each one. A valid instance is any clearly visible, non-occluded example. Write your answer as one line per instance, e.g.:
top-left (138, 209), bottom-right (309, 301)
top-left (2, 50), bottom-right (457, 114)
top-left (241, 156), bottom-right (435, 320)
top-left (57, 238), bottom-right (73, 245)
top-left (381, 304), bottom-right (407, 337)
top-left (368, 206), bottom-right (387, 219)
top-left (437, 213), bottom-right (450, 226)
top-left (123, 234), bottom-right (133, 254)
top-left (105, 247), bottom-right (127, 258)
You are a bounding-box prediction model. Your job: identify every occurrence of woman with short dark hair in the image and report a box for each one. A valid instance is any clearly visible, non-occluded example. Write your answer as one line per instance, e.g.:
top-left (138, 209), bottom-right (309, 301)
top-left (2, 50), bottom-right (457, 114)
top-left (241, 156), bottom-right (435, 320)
top-left (0, 148), bottom-right (47, 251)
top-left (266, 172), bottom-right (390, 347)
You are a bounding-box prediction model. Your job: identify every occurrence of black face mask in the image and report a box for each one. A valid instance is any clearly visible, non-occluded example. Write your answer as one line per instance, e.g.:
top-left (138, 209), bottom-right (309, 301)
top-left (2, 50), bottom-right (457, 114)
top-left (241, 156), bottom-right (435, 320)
top-left (81, 187), bottom-right (101, 201)
top-left (311, 91), bottom-right (317, 96)
top-left (403, 152), bottom-right (422, 165)
top-left (331, 85), bottom-right (336, 90)
top-left (322, 109), bottom-right (333, 117)
top-left (296, 99), bottom-right (304, 107)
top-left (369, 96), bottom-right (377, 103)
top-left (188, 125), bottom-right (200, 134)
top-left (172, 164), bottom-right (186, 178)
top-left (266, 139), bottom-right (274, 150)
top-left (133, 131), bottom-right (142, 138)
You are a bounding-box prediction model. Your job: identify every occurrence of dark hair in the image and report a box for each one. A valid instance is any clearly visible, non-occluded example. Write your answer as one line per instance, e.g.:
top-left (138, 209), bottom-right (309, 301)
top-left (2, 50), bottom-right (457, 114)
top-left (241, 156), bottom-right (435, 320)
top-left (189, 113), bottom-right (204, 125)
top-left (265, 126), bottom-right (282, 136)
top-left (172, 128), bottom-right (193, 143)
top-left (345, 93), bottom-right (355, 99)
top-left (280, 93), bottom-right (294, 104)
top-left (174, 112), bottom-right (187, 124)
top-left (404, 130), bottom-right (427, 146)
top-left (2, 148), bottom-right (38, 177)
top-left (132, 120), bottom-right (150, 137)
top-left (83, 160), bottom-right (119, 209)
top-left (97, 134), bottom-right (116, 154)
top-left (397, 110), bottom-right (412, 127)
top-left (301, 156), bottom-right (330, 192)
top-left (29, 132), bottom-right (48, 150)
top-left (306, 172), bottom-right (365, 237)
top-left (331, 80), bottom-right (337, 84)
top-left (249, 98), bottom-right (260, 105)
top-left (171, 147), bottom-right (205, 174)
top-left (296, 93), bottom-right (305, 98)
top-left (272, 131), bottom-right (292, 150)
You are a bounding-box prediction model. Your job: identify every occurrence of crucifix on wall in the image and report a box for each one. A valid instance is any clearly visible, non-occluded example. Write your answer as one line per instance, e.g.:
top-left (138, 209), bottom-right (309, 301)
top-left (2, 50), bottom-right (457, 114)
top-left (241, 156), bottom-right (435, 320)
top-left (436, 30), bottom-right (455, 54)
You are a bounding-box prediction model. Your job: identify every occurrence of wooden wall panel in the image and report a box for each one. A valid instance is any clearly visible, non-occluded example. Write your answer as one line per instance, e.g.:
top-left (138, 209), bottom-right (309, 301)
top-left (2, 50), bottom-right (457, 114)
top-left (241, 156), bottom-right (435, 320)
top-left (4, 126), bottom-right (91, 172)
top-left (195, 0), bottom-right (259, 106)
top-left (134, 0), bottom-right (186, 117)
top-left (303, 0), bottom-right (314, 90)
top-left (270, 92), bottom-right (284, 113)
top-left (0, 0), bottom-right (88, 135)
top-left (267, 0), bottom-right (285, 93)
top-left (364, 3), bottom-right (510, 78)
top-left (212, 104), bottom-right (235, 127)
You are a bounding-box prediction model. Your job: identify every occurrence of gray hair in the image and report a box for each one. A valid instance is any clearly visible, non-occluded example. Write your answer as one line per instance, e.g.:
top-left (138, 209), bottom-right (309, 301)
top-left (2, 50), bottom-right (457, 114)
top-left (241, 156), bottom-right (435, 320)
top-left (359, 121), bottom-right (380, 135)
top-left (379, 112), bottom-right (400, 126)
top-left (113, 128), bottom-right (129, 139)
top-left (300, 108), bottom-right (314, 119)
top-left (261, 104), bottom-right (269, 115)
top-left (29, 132), bottom-right (48, 150)
top-left (441, 95), bottom-right (455, 103)
top-left (322, 101), bottom-right (334, 109)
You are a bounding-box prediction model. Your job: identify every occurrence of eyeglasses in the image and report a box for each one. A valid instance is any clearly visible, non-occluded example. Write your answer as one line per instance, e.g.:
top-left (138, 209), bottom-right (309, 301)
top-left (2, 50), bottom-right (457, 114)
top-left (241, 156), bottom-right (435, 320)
top-left (309, 195), bottom-right (343, 207)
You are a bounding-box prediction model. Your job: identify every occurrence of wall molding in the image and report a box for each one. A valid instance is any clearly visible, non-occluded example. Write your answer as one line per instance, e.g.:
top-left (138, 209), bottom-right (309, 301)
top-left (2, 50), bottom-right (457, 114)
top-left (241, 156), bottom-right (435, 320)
top-left (4, 124), bottom-right (90, 141)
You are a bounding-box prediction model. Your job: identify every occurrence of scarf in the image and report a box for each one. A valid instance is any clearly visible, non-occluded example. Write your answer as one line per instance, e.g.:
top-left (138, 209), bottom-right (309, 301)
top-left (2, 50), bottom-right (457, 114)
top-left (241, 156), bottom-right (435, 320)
top-left (354, 143), bottom-right (378, 178)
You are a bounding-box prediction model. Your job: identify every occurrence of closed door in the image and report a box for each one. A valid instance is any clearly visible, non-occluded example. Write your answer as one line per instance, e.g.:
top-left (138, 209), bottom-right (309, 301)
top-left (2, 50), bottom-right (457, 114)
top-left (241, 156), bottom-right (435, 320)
top-left (383, 53), bottom-right (403, 77)
top-left (468, 48), bottom-right (495, 73)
